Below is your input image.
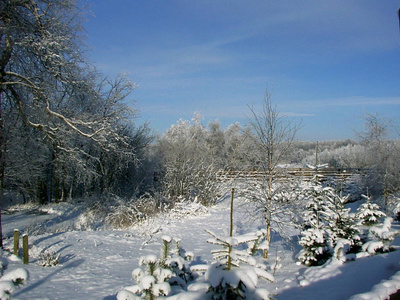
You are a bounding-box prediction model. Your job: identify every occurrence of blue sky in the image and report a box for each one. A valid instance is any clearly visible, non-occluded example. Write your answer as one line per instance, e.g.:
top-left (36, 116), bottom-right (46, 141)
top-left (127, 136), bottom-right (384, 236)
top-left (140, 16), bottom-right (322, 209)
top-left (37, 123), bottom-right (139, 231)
top-left (80, 1), bottom-right (400, 141)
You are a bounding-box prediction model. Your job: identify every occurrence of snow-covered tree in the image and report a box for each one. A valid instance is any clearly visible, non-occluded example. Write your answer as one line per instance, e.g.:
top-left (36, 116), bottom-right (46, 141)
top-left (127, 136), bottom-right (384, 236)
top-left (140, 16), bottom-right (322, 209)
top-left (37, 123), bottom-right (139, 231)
top-left (357, 114), bottom-right (400, 203)
top-left (203, 230), bottom-right (274, 299)
top-left (0, 0), bottom-right (153, 245)
top-left (356, 195), bottom-right (386, 227)
top-left (247, 89), bottom-right (301, 258)
top-left (298, 184), bottom-right (337, 266)
top-left (156, 114), bottom-right (219, 206)
top-left (325, 194), bottom-right (361, 260)
top-left (298, 227), bottom-right (330, 266)
top-left (327, 193), bottom-right (359, 243)
top-left (166, 238), bottom-right (195, 288)
top-left (244, 180), bottom-right (302, 257)
top-left (117, 236), bottom-right (195, 299)
top-left (362, 217), bottom-right (398, 254)
top-left (118, 254), bottom-right (172, 300)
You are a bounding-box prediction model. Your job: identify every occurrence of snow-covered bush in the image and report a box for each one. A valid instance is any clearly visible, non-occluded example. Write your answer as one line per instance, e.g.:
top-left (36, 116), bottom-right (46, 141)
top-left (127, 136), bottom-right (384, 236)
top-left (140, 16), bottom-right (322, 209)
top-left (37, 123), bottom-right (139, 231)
top-left (0, 268), bottom-right (29, 300)
top-left (106, 195), bottom-right (165, 229)
top-left (39, 250), bottom-right (60, 267)
top-left (0, 253), bottom-right (29, 300)
top-left (78, 194), bottom-right (166, 230)
top-left (298, 228), bottom-right (330, 266)
top-left (326, 195), bottom-right (360, 253)
top-left (355, 195), bottom-right (386, 227)
top-left (299, 182), bottom-right (361, 265)
top-left (202, 230), bottom-right (274, 299)
top-left (361, 217), bottom-right (398, 254)
top-left (118, 228), bottom-right (274, 299)
top-left (165, 237), bottom-right (195, 288)
top-left (118, 235), bottom-right (195, 299)
top-left (333, 238), bottom-right (353, 262)
top-left (204, 262), bottom-right (272, 300)
top-left (117, 254), bottom-right (172, 300)
top-left (298, 184), bottom-right (336, 266)
top-left (156, 115), bottom-right (220, 206)
top-left (247, 229), bottom-right (269, 256)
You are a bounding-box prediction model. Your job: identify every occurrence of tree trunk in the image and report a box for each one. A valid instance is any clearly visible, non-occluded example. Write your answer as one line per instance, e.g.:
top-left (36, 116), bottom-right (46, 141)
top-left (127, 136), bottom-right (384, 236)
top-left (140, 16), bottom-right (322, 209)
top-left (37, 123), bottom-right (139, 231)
top-left (0, 93), bottom-right (5, 248)
top-left (263, 210), bottom-right (272, 259)
top-left (228, 188), bottom-right (235, 269)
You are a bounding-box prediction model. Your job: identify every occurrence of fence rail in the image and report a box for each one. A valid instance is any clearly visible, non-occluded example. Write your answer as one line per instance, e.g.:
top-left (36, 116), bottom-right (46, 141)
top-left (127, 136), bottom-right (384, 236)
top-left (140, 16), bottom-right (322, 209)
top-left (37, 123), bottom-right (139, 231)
top-left (216, 168), bottom-right (369, 182)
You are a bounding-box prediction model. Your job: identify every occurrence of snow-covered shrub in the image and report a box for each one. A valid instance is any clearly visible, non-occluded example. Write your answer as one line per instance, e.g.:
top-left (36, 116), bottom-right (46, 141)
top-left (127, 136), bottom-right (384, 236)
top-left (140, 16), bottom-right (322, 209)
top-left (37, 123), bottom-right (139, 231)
top-left (333, 238), bottom-right (353, 262)
top-left (247, 229), bottom-right (269, 256)
top-left (156, 115), bottom-right (220, 206)
top-left (117, 254), bottom-right (172, 300)
top-left (326, 195), bottom-right (361, 254)
top-left (118, 236), bottom-right (195, 299)
top-left (298, 184), bottom-right (336, 266)
top-left (106, 196), bottom-right (151, 229)
top-left (169, 200), bottom-right (209, 220)
top-left (204, 262), bottom-right (272, 299)
top-left (298, 228), bottom-right (330, 266)
top-left (299, 183), bottom-right (361, 265)
top-left (203, 230), bottom-right (274, 299)
top-left (0, 255), bottom-right (29, 300)
top-left (39, 250), bottom-right (60, 267)
top-left (165, 238), bottom-right (195, 288)
top-left (355, 195), bottom-right (386, 227)
top-left (361, 217), bottom-right (398, 254)
top-left (78, 194), bottom-right (166, 230)
top-left (76, 199), bottom-right (110, 230)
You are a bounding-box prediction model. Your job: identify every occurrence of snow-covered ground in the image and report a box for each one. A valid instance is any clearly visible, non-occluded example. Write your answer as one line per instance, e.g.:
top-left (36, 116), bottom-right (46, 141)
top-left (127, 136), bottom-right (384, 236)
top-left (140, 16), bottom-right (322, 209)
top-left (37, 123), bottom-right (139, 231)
top-left (2, 190), bottom-right (400, 300)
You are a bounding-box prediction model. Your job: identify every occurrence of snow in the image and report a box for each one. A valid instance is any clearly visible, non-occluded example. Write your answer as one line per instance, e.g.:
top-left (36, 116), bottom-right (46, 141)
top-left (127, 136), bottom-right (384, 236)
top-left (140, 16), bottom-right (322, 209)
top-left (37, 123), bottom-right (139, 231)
top-left (0, 268), bottom-right (29, 284)
top-left (1, 192), bottom-right (400, 299)
top-left (350, 270), bottom-right (400, 300)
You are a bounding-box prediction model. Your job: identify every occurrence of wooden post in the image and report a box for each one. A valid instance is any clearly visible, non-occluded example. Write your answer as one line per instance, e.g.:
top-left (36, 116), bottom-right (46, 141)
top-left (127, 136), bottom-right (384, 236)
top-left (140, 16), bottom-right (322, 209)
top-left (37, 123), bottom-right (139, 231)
top-left (13, 229), bottom-right (19, 256)
top-left (227, 188), bottom-right (235, 270)
top-left (230, 188), bottom-right (234, 237)
top-left (22, 234), bottom-right (28, 265)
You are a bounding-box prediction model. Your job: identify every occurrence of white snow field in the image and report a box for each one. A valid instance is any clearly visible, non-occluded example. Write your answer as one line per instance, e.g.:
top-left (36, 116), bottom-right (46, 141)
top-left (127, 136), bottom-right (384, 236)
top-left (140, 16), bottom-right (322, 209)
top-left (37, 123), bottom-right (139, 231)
top-left (2, 190), bottom-right (400, 300)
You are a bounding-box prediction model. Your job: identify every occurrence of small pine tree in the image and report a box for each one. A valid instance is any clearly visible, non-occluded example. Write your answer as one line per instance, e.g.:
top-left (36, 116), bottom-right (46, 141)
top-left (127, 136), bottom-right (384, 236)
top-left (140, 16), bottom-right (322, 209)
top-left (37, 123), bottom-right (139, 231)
top-left (165, 237), bottom-right (195, 288)
top-left (298, 184), bottom-right (336, 265)
top-left (298, 228), bottom-right (330, 266)
top-left (362, 217), bottom-right (398, 254)
top-left (326, 194), bottom-right (361, 253)
top-left (117, 236), bottom-right (195, 300)
top-left (356, 195), bottom-right (386, 227)
top-left (117, 254), bottom-right (172, 299)
top-left (247, 229), bottom-right (269, 256)
top-left (205, 230), bottom-right (274, 299)
top-left (159, 235), bottom-right (172, 268)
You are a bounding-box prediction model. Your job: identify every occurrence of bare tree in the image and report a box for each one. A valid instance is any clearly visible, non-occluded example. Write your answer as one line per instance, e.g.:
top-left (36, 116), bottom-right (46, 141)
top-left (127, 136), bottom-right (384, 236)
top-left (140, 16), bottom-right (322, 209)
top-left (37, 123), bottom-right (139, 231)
top-left (0, 0), bottom-right (146, 246)
top-left (156, 114), bottom-right (220, 206)
top-left (247, 89), bottom-right (301, 258)
top-left (357, 113), bottom-right (400, 209)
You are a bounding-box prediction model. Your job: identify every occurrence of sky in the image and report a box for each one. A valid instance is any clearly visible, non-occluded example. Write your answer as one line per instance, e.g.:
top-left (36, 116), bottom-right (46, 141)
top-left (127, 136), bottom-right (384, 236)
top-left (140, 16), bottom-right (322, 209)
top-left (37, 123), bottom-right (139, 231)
top-left (80, 1), bottom-right (400, 141)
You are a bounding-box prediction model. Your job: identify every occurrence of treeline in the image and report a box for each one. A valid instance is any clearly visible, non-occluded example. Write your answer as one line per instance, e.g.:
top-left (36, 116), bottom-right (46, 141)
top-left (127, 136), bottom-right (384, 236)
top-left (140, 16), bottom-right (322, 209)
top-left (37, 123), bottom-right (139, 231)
top-left (0, 0), bottom-right (156, 204)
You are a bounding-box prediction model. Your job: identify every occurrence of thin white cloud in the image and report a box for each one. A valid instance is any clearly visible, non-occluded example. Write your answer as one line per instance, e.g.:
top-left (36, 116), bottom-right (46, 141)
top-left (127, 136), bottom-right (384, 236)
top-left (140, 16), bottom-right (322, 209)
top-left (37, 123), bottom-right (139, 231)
top-left (294, 97), bottom-right (400, 108)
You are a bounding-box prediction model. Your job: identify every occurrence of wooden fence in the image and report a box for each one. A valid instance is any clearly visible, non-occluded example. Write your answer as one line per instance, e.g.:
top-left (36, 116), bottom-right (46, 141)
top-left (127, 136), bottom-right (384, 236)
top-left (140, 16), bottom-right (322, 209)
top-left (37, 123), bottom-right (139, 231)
top-left (216, 168), bottom-right (369, 183)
